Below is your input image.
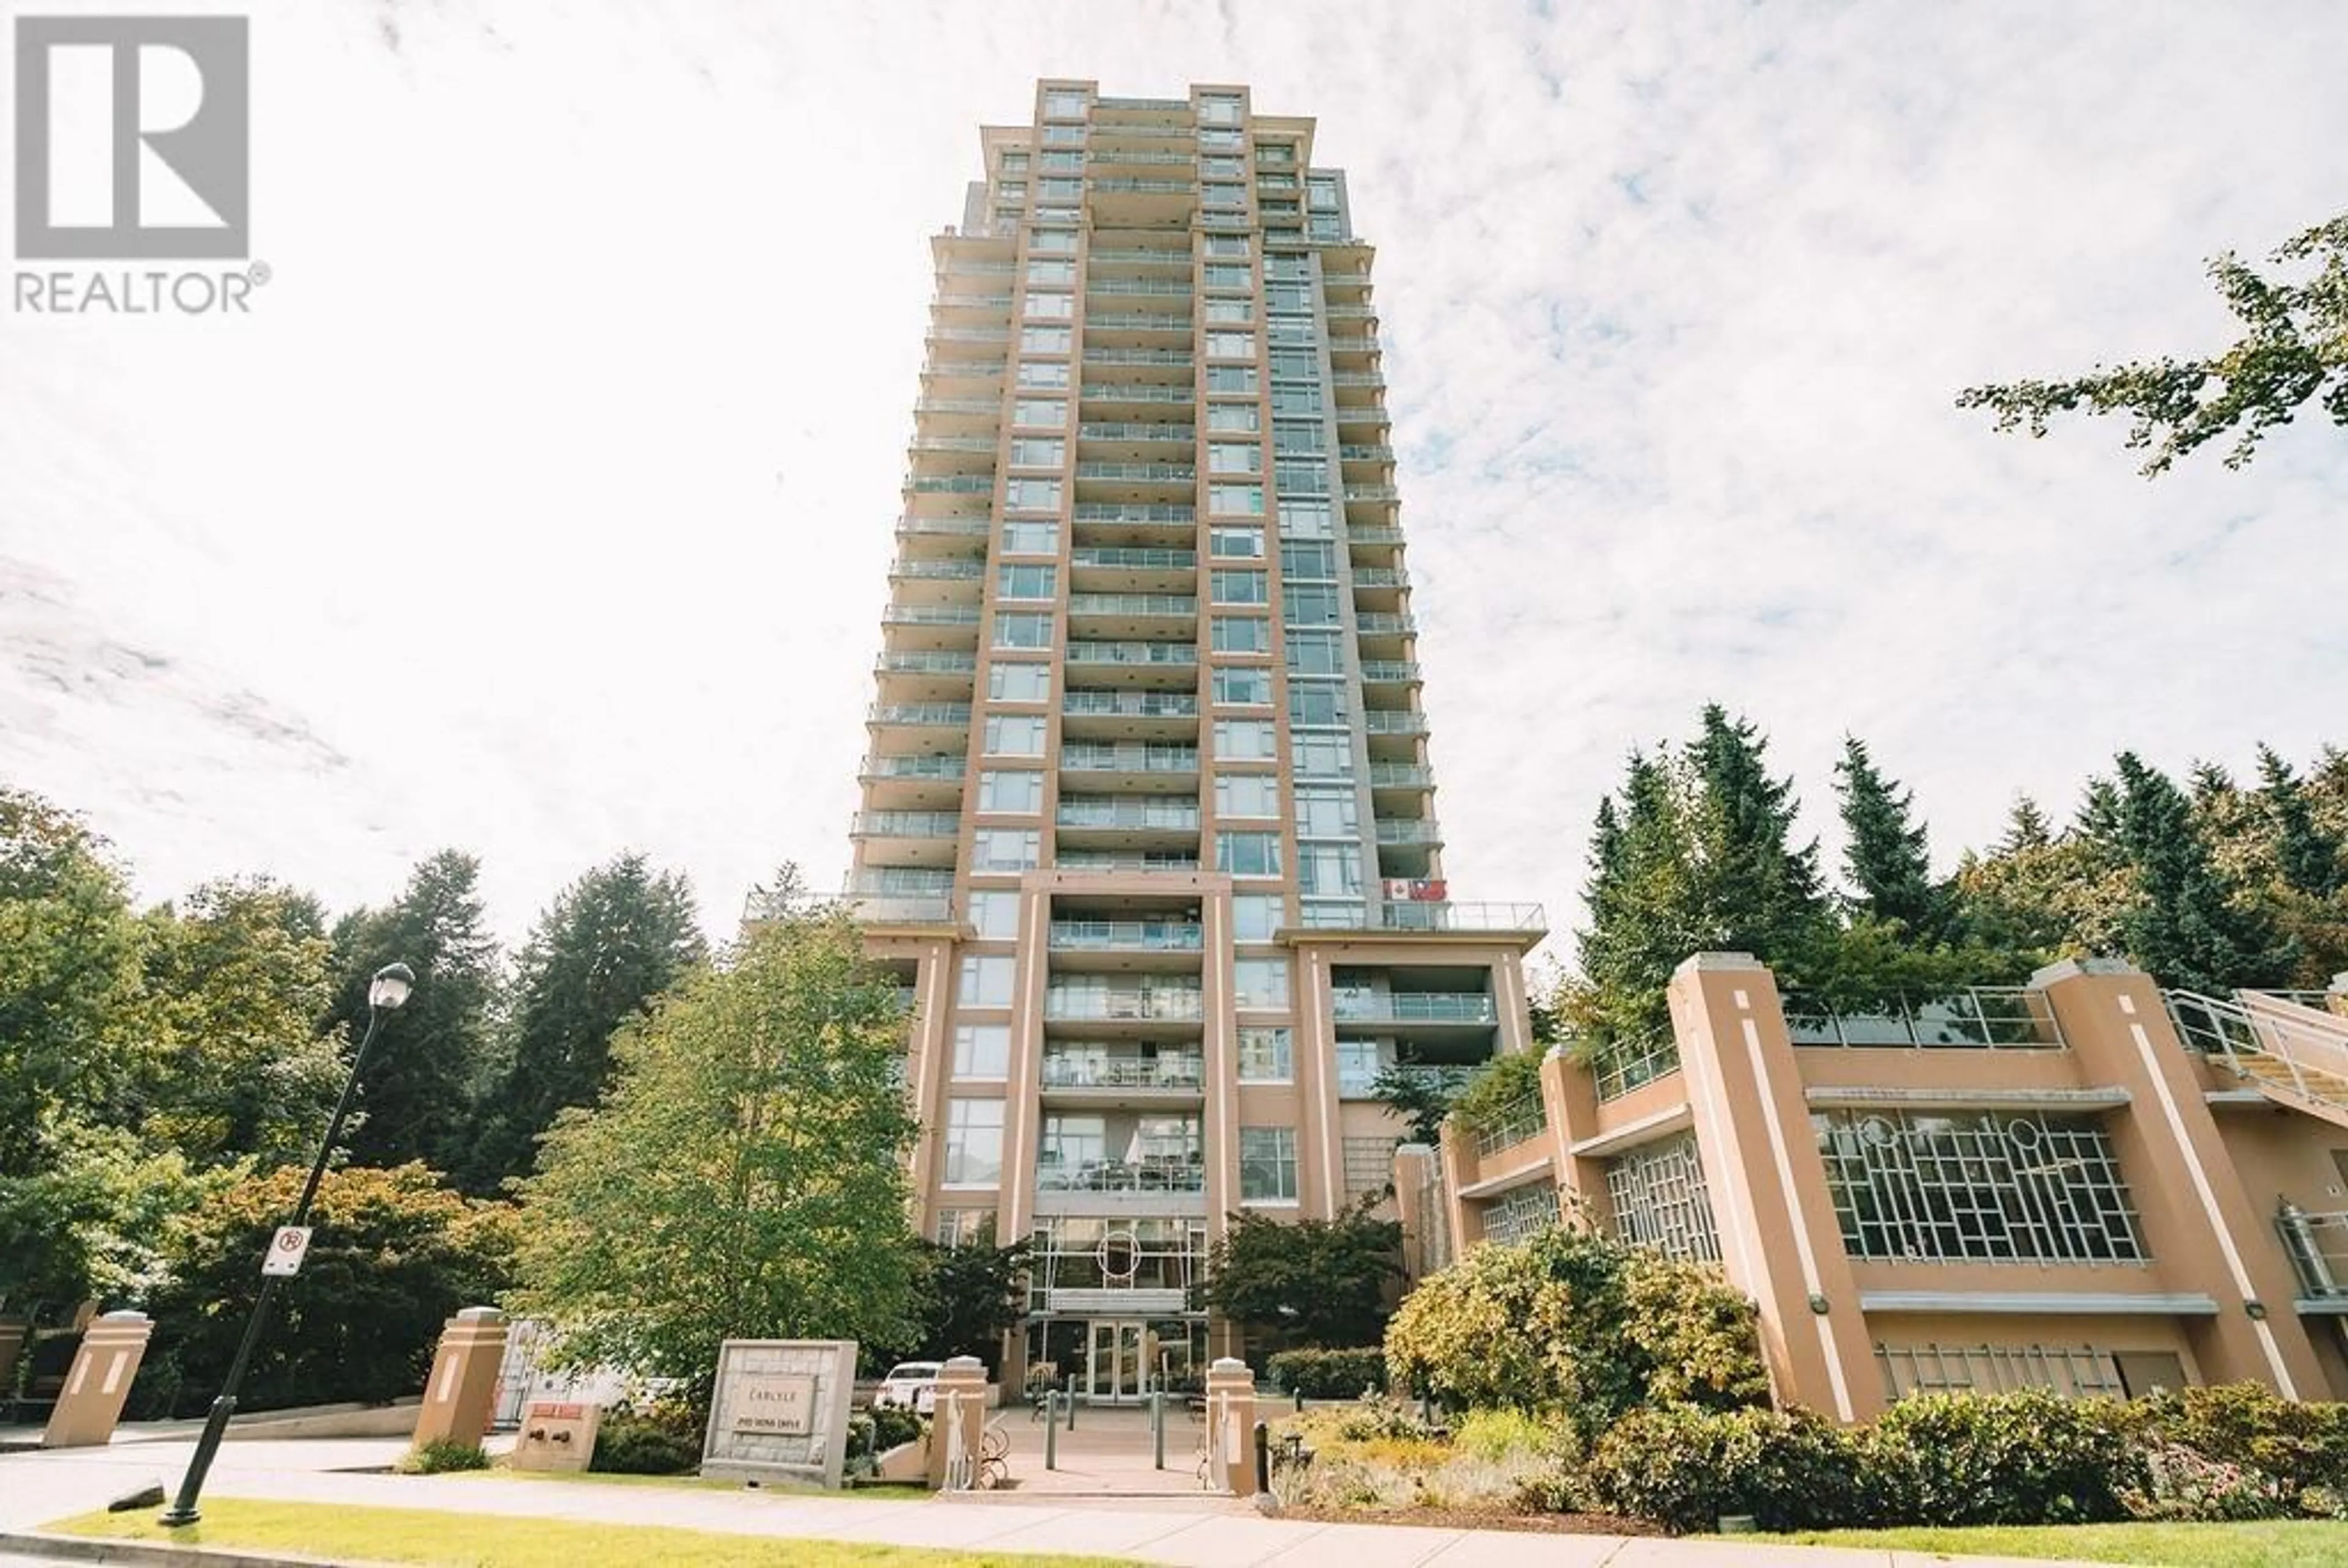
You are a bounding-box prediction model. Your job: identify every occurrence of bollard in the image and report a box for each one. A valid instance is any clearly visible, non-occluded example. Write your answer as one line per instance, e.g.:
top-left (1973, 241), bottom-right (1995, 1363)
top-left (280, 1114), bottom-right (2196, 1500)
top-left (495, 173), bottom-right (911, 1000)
top-left (1066, 1386), bottom-right (1076, 1430)
top-left (1044, 1392), bottom-right (1058, 1470)
top-left (1293, 1388), bottom-right (1304, 1415)
top-left (1252, 1419), bottom-right (1271, 1497)
top-left (1151, 1390), bottom-right (1165, 1470)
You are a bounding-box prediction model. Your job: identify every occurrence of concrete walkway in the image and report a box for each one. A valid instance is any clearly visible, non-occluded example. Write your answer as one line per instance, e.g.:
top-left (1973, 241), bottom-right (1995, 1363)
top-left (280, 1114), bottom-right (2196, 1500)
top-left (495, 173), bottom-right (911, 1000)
top-left (0, 1434), bottom-right (2096, 1567)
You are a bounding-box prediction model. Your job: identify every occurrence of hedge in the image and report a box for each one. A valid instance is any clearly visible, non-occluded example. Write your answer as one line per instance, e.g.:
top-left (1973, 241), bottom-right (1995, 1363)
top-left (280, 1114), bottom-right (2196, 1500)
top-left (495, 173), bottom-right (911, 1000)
top-left (1268, 1347), bottom-right (1387, 1399)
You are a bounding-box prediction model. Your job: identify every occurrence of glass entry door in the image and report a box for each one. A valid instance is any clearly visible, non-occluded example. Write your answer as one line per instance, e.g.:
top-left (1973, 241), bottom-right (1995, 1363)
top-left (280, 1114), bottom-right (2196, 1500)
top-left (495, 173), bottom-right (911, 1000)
top-left (1086, 1320), bottom-right (1144, 1404)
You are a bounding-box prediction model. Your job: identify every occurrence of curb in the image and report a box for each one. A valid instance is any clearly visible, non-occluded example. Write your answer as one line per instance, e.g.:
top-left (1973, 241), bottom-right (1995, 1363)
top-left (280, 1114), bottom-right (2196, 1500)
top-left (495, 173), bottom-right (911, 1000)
top-left (0, 1531), bottom-right (355, 1568)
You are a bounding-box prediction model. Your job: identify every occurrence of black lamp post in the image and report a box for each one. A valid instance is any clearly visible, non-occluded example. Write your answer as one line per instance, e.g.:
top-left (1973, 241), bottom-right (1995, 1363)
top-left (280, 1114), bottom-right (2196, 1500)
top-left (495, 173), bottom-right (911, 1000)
top-left (159, 961), bottom-right (415, 1527)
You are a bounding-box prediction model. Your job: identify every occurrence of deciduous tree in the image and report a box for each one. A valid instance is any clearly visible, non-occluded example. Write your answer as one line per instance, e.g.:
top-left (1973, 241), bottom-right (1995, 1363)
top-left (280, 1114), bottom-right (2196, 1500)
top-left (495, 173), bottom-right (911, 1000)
top-left (1200, 1200), bottom-right (1402, 1352)
top-left (1958, 212), bottom-right (2348, 476)
top-left (510, 892), bottom-right (922, 1395)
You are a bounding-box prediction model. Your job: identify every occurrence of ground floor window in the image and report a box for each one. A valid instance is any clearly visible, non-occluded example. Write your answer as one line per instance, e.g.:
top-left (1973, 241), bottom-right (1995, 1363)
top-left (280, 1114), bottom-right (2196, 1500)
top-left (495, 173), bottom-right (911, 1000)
top-left (1874, 1341), bottom-right (2165, 1402)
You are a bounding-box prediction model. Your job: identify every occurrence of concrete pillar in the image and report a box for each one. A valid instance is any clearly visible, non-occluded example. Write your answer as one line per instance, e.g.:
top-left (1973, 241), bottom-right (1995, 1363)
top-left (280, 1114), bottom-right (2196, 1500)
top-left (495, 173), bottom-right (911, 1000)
top-left (1392, 1143), bottom-right (1439, 1276)
top-left (409, 1306), bottom-right (509, 1449)
top-left (1203, 1355), bottom-right (1256, 1495)
top-left (925, 1354), bottom-right (990, 1490)
top-left (1669, 955), bottom-right (1879, 1423)
top-left (41, 1311), bottom-right (153, 1448)
top-left (0, 1318), bottom-right (27, 1396)
top-left (1540, 1045), bottom-right (1612, 1224)
top-left (1433, 1119), bottom-right (1475, 1251)
top-left (2034, 959), bottom-right (2330, 1400)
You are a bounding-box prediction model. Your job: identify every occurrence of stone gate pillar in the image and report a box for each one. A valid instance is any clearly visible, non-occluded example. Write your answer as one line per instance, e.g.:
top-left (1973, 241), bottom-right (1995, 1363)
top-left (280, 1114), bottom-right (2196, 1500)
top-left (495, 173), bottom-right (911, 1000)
top-left (410, 1306), bottom-right (509, 1450)
top-left (1203, 1355), bottom-right (1257, 1495)
top-left (42, 1311), bottom-right (153, 1449)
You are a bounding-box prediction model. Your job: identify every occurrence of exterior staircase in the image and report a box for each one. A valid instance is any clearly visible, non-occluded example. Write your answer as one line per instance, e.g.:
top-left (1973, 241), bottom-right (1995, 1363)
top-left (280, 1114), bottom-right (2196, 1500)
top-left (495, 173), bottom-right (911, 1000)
top-left (2166, 989), bottom-right (2348, 1130)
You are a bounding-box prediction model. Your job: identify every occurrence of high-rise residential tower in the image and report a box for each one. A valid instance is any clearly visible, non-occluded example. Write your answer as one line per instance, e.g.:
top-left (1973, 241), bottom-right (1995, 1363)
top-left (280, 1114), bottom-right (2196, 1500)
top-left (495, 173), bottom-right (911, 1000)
top-left (848, 81), bottom-right (1545, 1397)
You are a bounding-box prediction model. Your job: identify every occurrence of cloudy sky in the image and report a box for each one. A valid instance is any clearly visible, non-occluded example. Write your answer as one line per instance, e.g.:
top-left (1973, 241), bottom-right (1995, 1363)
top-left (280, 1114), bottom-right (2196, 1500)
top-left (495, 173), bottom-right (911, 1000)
top-left (3, 1), bottom-right (2344, 954)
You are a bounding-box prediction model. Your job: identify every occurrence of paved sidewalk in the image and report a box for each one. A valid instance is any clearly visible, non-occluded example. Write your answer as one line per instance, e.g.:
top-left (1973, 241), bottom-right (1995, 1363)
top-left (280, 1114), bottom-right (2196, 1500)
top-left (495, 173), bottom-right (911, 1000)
top-left (0, 1437), bottom-right (2096, 1567)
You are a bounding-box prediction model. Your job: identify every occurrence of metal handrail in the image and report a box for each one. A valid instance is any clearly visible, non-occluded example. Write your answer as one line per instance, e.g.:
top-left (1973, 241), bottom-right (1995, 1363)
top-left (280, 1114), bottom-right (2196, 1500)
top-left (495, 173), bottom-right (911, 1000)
top-left (1593, 1029), bottom-right (1682, 1103)
top-left (1472, 1095), bottom-right (1550, 1160)
top-left (2168, 989), bottom-right (2348, 1108)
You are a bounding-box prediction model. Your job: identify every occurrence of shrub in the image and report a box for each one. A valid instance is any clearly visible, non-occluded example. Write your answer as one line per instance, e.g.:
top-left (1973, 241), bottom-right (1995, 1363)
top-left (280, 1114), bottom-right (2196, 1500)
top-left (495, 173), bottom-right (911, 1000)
top-left (1584, 1404), bottom-right (1863, 1534)
top-left (401, 1438), bottom-right (489, 1474)
top-left (1268, 1347), bottom-right (1386, 1399)
top-left (590, 1405), bottom-right (703, 1475)
top-left (1451, 1405), bottom-right (1574, 1463)
top-left (2121, 1439), bottom-right (2291, 1522)
top-left (1384, 1225), bottom-right (1767, 1438)
top-left (1863, 1390), bottom-right (2141, 1526)
top-left (2128, 1382), bottom-right (2348, 1505)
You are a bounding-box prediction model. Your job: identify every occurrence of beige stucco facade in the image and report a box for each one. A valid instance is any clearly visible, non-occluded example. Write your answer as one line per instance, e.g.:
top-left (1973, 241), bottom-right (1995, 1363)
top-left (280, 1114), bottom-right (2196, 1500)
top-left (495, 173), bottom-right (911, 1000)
top-left (838, 81), bottom-right (1543, 1398)
top-left (1403, 954), bottom-right (2348, 1419)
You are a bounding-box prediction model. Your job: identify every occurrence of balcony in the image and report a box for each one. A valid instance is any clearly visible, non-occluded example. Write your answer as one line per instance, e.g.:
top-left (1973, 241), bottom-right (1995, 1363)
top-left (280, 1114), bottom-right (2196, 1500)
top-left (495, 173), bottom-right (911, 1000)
top-left (879, 604), bottom-right (981, 626)
top-left (860, 753), bottom-right (965, 782)
top-left (895, 515), bottom-right (991, 540)
top-left (1367, 764), bottom-right (1434, 790)
top-left (1074, 502), bottom-right (1194, 523)
top-left (1058, 852), bottom-right (1203, 874)
top-left (907, 474), bottom-right (994, 496)
top-left (1036, 1159), bottom-right (1206, 1194)
top-left (890, 559), bottom-right (984, 582)
top-left (1345, 485), bottom-right (1401, 504)
top-left (1041, 1048), bottom-right (1205, 1091)
top-left (1353, 567), bottom-right (1409, 589)
top-left (913, 397), bottom-right (1003, 417)
top-left (1066, 641), bottom-right (1196, 668)
top-left (1359, 661), bottom-right (1421, 685)
top-left (1338, 1059), bottom-right (1473, 1100)
top-left (1364, 710), bottom-right (1430, 737)
top-left (1089, 248), bottom-right (1197, 265)
top-left (1375, 819), bottom-right (1443, 847)
top-left (1349, 526), bottom-right (1405, 546)
top-left (1356, 613), bottom-right (1417, 638)
top-left (1074, 462), bottom-right (1197, 484)
top-left (851, 811), bottom-right (959, 839)
top-left (1361, 902), bottom-right (1546, 934)
top-left (1087, 278), bottom-right (1193, 297)
top-left (1062, 743), bottom-right (1200, 778)
top-left (1333, 992), bottom-right (1497, 1025)
top-left (1069, 593), bottom-right (1197, 619)
top-left (843, 894), bottom-right (956, 926)
top-left (1086, 312), bottom-right (1192, 334)
top-left (1082, 384), bottom-right (1198, 409)
top-left (1046, 985), bottom-right (1205, 1023)
top-left (1057, 799), bottom-right (1200, 831)
top-left (1078, 422), bottom-right (1194, 444)
top-left (1081, 350), bottom-right (1193, 369)
top-left (1049, 920), bottom-right (1206, 952)
top-left (1062, 691), bottom-right (1198, 721)
top-left (877, 650), bottom-right (978, 676)
top-left (868, 702), bottom-right (972, 727)
top-left (1070, 547), bottom-right (1197, 573)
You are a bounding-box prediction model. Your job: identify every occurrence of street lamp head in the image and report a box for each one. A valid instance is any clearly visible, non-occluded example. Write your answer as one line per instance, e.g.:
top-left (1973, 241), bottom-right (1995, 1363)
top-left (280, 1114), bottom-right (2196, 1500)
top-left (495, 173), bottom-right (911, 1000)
top-left (369, 962), bottom-right (416, 1010)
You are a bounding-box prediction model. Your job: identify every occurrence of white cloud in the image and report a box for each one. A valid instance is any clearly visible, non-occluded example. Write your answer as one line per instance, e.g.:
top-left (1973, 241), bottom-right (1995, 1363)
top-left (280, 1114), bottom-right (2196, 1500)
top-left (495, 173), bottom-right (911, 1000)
top-left (2, 0), bottom-right (2343, 952)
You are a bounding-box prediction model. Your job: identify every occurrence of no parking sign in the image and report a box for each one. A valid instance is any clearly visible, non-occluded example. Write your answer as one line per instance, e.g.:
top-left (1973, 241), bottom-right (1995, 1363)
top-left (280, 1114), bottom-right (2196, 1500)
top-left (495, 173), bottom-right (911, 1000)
top-left (260, 1225), bottom-right (313, 1277)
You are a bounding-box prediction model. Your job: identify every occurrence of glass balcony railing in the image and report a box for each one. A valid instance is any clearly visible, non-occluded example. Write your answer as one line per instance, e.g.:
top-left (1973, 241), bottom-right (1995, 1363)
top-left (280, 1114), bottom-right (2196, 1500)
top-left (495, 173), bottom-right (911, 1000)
top-left (1080, 385), bottom-right (1197, 405)
top-left (1062, 743), bottom-right (1200, 773)
top-left (843, 894), bottom-right (954, 926)
top-left (860, 753), bottom-right (965, 780)
top-left (1078, 422), bottom-right (1194, 443)
top-left (1367, 764), bottom-right (1434, 789)
top-left (1057, 853), bottom-right (1202, 874)
top-left (1036, 1159), bottom-right (1206, 1193)
top-left (1337, 1061), bottom-right (1474, 1100)
top-left (1066, 641), bottom-right (1198, 668)
top-left (890, 559), bottom-right (984, 580)
top-left (1074, 462), bottom-right (1197, 484)
top-left (1039, 1051), bottom-right (1205, 1089)
top-left (1045, 987), bottom-right (1205, 1022)
top-left (2280, 1208), bottom-right (2348, 1299)
top-left (1074, 502), bottom-right (1194, 523)
top-left (876, 650), bottom-right (978, 675)
top-left (1367, 902), bottom-right (1546, 932)
top-left (1069, 594), bottom-right (1197, 617)
top-left (1048, 920), bottom-right (1206, 951)
top-left (1057, 801), bottom-right (1201, 830)
top-left (1070, 548), bottom-right (1197, 572)
top-left (1353, 568), bottom-right (1409, 589)
top-left (868, 702), bottom-right (972, 726)
top-left (851, 811), bottom-right (959, 838)
top-left (880, 605), bottom-right (981, 626)
top-left (1063, 691), bottom-right (1198, 720)
top-left (908, 475), bottom-right (995, 494)
top-left (895, 516), bottom-right (991, 538)
top-left (1374, 819), bottom-right (1442, 845)
top-left (1332, 992), bottom-right (1497, 1025)
top-left (1364, 710), bottom-right (1430, 735)
top-left (1355, 613), bottom-right (1417, 636)
top-left (1359, 661), bottom-right (1420, 683)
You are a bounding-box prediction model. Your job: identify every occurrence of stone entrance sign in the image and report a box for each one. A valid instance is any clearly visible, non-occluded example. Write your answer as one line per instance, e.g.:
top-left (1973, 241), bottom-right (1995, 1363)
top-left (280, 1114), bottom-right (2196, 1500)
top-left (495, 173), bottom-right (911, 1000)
top-left (702, 1339), bottom-right (857, 1487)
top-left (511, 1400), bottom-right (602, 1472)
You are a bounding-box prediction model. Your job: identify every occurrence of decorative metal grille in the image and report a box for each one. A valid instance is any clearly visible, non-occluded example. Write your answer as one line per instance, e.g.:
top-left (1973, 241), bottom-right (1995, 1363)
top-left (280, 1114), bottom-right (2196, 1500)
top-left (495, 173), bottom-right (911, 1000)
top-left (1343, 1135), bottom-right (1399, 1198)
top-left (1604, 1133), bottom-right (1722, 1265)
top-left (1479, 1183), bottom-right (1560, 1246)
top-left (1875, 1342), bottom-right (2125, 1402)
top-left (1815, 1110), bottom-right (2146, 1264)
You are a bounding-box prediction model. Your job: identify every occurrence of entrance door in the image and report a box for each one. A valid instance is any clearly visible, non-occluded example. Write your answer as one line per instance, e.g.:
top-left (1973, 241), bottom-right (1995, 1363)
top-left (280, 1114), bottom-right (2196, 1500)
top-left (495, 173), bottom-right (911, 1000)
top-left (1086, 1320), bottom-right (1143, 1404)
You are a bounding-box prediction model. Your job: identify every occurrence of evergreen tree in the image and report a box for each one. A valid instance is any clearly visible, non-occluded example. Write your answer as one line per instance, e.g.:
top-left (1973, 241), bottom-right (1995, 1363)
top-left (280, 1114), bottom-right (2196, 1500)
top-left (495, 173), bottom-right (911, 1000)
top-left (2110, 753), bottom-right (2298, 993)
top-left (322, 850), bottom-right (501, 1172)
top-left (1996, 796), bottom-right (2054, 856)
top-left (1833, 737), bottom-right (1954, 943)
top-left (2259, 745), bottom-right (2346, 899)
top-left (1683, 705), bottom-right (1829, 958)
top-left (1570, 749), bottom-right (1703, 1039)
top-left (460, 854), bottom-right (704, 1192)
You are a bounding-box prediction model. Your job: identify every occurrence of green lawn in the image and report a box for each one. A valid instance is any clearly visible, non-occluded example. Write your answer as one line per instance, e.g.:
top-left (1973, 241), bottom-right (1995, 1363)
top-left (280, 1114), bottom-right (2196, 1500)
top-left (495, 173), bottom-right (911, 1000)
top-left (48, 1499), bottom-right (1141, 1568)
top-left (443, 1465), bottom-right (929, 1500)
top-left (1768, 1520), bottom-right (2348, 1567)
